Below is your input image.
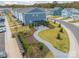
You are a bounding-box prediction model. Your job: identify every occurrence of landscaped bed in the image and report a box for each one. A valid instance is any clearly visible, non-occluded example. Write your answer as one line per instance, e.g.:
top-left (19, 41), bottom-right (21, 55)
top-left (18, 31), bottom-right (53, 58)
top-left (38, 20), bottom-right (70, 53)
top-left (6, 13), bottom-right (53, 58)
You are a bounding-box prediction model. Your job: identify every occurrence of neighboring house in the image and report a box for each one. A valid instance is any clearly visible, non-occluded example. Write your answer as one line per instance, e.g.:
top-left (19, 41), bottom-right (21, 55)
top-left (12, 8), bottom-right (46, 25)
top-left (11, 8), bottom-right (19, 19)
top-left (45, 8), bottom-right (53, 16)
top-left (61, 8), bottom-right (79, 20)
top-left (71, 9), bottom-right (79, 20)
top-left (2, 8), bottom-right (10, 14)
top-left (61, 8), bottom-right (76, 18)
top-left (61, 8), bottom-right (71, 18)
top-left (49, 7), bottom-right (63, 16)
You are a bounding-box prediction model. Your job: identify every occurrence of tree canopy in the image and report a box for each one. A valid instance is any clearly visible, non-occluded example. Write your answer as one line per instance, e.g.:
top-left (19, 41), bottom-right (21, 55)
top-left (0, 1), bottom-right (79, 9)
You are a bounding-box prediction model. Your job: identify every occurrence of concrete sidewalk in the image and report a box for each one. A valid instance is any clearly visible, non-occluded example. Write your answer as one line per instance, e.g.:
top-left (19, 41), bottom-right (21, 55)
top-left (33, 28), bottom-right (67, 58)
top-left (61, 24), bottom-right (79, 58)
top-left (5, 16), bottom-right (22, 58)
top-left (63, 19), bottom-right (74, 22)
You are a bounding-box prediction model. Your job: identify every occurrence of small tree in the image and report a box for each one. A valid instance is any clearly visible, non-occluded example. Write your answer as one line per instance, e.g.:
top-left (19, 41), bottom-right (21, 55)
top-left (58, 24), bottom-right (61, 28)
top-left (27, 46), bottom-right (33, 55)
top-left (22, 23), bottom-right (25, 26)
top-left (43, 21), bottom-right (49, 26)
top-left (60, 28), bottom-right (64, 33)
top-left (56, 33), bottom-right (62, 40)
top-left (54, 20), bottom-right (56, 24)
top-left (29, 24), bottom-right (33, 28)
top-left (29, 23), bottom-right (35, 28)
top-left (39, 43), bottom-right (44, 50)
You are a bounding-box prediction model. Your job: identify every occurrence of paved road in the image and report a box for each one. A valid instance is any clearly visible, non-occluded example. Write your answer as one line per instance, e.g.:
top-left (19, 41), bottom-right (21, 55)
top-left (52, 19), bottom-right (79, 44)
top-left (0, 33), bottom-right (5, 51)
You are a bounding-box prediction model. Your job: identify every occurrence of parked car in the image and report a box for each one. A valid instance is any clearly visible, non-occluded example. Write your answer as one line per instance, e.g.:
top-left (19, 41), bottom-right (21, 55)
top-left (0, 19), bottom-right (5, 22)
top-left (0, 22), bottom-right (5, 27)
top-left (0, 51), bottom-right (7, 58)
top-left (0, 27), bottom-right (6, 33)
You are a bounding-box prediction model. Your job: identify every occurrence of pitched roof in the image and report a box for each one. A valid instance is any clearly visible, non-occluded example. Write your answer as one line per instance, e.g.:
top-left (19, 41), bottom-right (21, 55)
top-left (13, 7), bottom-right (46, 14)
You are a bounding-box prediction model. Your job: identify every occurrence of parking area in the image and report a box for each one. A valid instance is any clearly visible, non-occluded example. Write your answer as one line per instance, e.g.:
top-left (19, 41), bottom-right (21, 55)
top-left (0, 32), bottom-right (5, 50)
top-left (0, 13), bottom-right (7, 58)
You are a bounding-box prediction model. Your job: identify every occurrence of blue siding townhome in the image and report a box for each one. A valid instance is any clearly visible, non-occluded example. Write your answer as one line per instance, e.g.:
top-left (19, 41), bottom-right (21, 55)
top-left (49, 7), bottom-right (63, 16)
top-left (45, 8), bottom-right (53, 15)
top-left (11, 8), bottom-right (19, 19)
top-left (12, 8), bottom-right (46, 25)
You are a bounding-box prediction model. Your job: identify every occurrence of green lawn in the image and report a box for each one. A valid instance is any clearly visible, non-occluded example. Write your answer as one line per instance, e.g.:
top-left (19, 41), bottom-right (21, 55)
top-left (38, 21), bottom-right (70, 53)
top-left (69, 20), bottom-right (79, 23)
top-left (52, 16), bottom-right (60, 18)
top-left (48, 20), bottom-right (59, 27)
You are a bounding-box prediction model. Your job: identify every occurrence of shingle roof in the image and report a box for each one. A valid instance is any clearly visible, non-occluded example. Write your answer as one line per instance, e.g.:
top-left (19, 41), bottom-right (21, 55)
top-left (13, 7), bottom-right (46, 14)
top-left (62, 8), bottom-right (79, 15)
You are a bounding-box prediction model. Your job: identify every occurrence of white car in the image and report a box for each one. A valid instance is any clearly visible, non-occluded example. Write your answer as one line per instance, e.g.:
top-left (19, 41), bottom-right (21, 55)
top-left (0, 27), bottom-right (6, 33)
top-left (0, 22), bottom-right (5, 27)
top-left (0, 51), bottom-right (7, 58)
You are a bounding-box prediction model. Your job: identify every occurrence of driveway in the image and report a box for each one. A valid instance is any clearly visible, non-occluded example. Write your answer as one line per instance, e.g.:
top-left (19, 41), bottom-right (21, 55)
top-left (51, 18), bottom-right (79, 57)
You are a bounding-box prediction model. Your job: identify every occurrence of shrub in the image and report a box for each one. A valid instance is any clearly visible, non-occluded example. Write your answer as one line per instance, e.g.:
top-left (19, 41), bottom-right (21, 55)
top-left (56, 33), bottom-right (62, 40)
top-left (58, 24), bottom-right (61, 28)
top-left (29, 23), bottom-right (33, 28)
top-left (22, 23), bottom-right (25, 26)
top-left (43, 21), bottom-right (49, 26)
top-left (60, 28), bottom-right (64, 33)
top-left (54, 20), bottom-right (56, 24)
top-left (39, 43), bottom-right (44, 50)
top-left (17, 32), bottom-right (29, 52)
top-left (27, 46), bottom-right (33, 55)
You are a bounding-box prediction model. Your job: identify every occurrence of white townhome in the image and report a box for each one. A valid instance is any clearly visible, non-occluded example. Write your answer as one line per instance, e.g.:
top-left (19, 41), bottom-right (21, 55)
top-left (71, 9), bottom-right (79, 20)
top-left (61, 8), bottom-right (74, 18)
top-left (61, 8), bottom-right (79, 20)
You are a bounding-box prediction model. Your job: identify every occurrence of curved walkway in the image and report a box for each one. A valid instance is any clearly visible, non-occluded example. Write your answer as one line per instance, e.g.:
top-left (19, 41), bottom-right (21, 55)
top-left (33, 28), bottom-right (67, 58)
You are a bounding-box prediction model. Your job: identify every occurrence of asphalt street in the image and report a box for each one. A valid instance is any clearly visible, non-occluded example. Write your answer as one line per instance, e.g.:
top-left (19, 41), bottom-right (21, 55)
top-left (0, 32), bottom-right (5, 51)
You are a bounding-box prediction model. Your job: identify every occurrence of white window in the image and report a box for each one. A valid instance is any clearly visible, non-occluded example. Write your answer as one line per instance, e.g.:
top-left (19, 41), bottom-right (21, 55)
top-left (36, 14), bottom-right (38, 17)
top-left (33, 14), bottom-right (35, 16)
